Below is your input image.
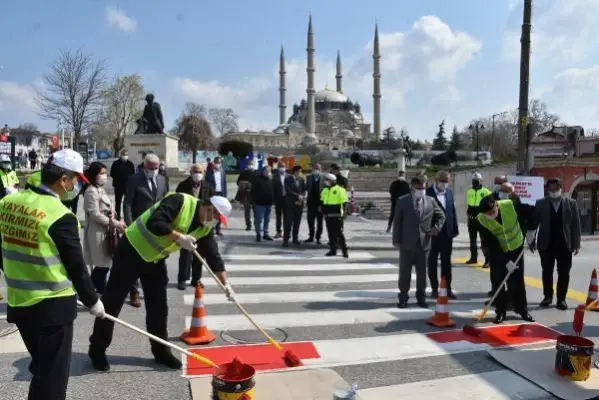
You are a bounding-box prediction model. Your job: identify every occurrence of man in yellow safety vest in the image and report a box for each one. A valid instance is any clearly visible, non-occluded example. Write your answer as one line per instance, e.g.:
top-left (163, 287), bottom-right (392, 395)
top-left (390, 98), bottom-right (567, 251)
top-left (88, 192), bottom-right (234, 371)
top-left (0, 154), bottom-right (19, 199)
top-left (0, 149), bottom-right (104, 400)
top-left (320, 173), bottom-right (349, 258)
top-left (466, 172), bottom-right (491, 267)
top-left (477, 195), bottom-right (535, 324)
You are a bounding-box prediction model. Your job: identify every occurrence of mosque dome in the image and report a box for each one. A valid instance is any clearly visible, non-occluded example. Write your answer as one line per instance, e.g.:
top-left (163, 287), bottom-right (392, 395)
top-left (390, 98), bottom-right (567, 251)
top-left (315, 88), bottom-right (347, 103)
top-left (301, 133), bottom-right (318, 146)
top-left (338, 129), bottom-right (354, 138)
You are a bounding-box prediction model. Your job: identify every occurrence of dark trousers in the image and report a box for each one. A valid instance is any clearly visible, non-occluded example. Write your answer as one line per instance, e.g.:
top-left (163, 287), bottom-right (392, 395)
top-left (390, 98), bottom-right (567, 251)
top-left (540, 246), bottom-right (573, 301)
top-left (325, 217), bottom-right (347, 253)
top-left (275, 198), bottom-right (284, 234)
top-left (427, 234), bottom-right (453, 291)
top-left (178, 248), bottom-right (202, 284)
top-left (306, 204), bottom-right (323, 240)
top-left (18, 322), bottom-right (73, 400)
top-left (283, 203), bottom-right (303, 243)
top-left (114, 187), bottom-right (125, 219)
top-left (243, 197), bottom-right (253, 229)
top-left (387, 197), bottom-right (398, 229)
top-left (89, 238), bottom-right (169, 355)
top-left (90, 266), bottom-right (110, 294)
top-left (467, 218), bottom-right (488, 263)
top-left (490, 248), bottom-right (528, 313)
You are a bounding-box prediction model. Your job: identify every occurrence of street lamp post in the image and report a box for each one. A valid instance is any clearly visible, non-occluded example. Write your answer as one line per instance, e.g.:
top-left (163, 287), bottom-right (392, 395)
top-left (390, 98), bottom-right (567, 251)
top-left (469, 122), bottom-right (484, 164)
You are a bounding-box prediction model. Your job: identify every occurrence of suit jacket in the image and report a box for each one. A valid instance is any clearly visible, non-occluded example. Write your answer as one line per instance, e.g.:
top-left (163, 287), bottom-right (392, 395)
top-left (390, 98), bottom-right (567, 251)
top-left (272, 170), bottom-right (286, 201)
top-left (392, 193), bottom-right (446, 251)
top-left (206, 169), bottom-right (228, 197)
top-left (123, 171), bottom-right (168, 225)
top-left (426, 186), bottom-right (458, 238)
top-left (176, 177), bottom-right (214, 199)
top-left (284, 175), bottom-right (306, 205)
top-left (306, 174), bottom-right (324, 205)
top-left (535, 197), bottom-right (581, 252)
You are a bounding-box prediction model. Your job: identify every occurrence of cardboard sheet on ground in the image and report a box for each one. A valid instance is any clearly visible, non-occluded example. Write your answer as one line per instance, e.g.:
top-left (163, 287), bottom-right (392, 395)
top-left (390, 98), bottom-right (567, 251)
top-left (488, 347), bottom-right (599, 400)
top-left (189, 368), bottom-right (363, 400)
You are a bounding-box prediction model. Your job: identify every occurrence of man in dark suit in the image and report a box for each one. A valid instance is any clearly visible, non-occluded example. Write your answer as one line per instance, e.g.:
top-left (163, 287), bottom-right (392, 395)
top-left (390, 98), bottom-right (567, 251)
top-left (532, 178), bottom-right (581, 310)
top-left (272, 161), bottom-right (287, 238)
top-left (206, 156), bottom-right (227, 235)
top-left (305, 162), bottom-right (324, 244)
top-left (123, 153), bottom-right (169, 307)
top-left (110, 148), bottom-right (135, 219)
top-left (283, 165), bottom-right (306, 246)
top-left (387, 171), bottom-right (411, 232)
top-left (427, 170), bottom-right (458, 299)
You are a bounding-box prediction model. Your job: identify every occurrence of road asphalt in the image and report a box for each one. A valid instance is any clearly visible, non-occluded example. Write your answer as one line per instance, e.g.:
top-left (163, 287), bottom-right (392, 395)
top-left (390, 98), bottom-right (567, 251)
top-left (0, 208), bottom-right (598, 399)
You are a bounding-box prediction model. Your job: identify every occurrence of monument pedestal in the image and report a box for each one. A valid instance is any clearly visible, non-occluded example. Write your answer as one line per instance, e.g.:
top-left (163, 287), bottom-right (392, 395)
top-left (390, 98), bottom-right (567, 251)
top-left (123, 134), bottom-right (180, 169)
top-left (397, 151), bottom-right (406, 173)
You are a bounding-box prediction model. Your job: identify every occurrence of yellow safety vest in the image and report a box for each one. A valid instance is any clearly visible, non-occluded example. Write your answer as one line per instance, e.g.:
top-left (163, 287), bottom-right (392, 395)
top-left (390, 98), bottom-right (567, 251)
top-left (466, 187), bottom-right (490, 207)
top-left (0, 190), bottom-right (78, 307)
top-left (477, 200), bottom-right (524, 252)
top-left (125, 192), bottom-right (212, 263)
top-left (0, 170), bottom-right (18, 190)
top-left (320, 185), bottom-right (348, 217)
top-left (27, 171), bottom-right (41, 188)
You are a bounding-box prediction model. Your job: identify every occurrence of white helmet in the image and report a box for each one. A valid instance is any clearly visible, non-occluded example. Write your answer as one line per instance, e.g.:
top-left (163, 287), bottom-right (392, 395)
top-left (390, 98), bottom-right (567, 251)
top-left (0, 154), bottom-right (11, 163)
top-left (210, 195), bottom-right (232, 227)
top-left (472, 172), bottom-right (482, 180)
top-left (323, 173), bottom-right (337, 182)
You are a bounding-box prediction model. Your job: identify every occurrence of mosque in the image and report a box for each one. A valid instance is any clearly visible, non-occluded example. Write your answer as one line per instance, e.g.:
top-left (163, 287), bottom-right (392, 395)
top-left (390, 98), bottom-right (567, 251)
top-left (222, 15), bottom-right (382, 151)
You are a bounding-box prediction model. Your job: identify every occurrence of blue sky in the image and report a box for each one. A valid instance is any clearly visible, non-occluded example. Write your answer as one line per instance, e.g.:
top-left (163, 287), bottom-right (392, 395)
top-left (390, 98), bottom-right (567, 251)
top-left (1, 0), bottom-right (599, 141)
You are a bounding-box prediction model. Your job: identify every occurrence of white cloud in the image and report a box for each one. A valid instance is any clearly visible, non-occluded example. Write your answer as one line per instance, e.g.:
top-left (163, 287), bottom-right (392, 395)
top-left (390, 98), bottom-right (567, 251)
top-left (0, 81), bottom-right (41, 126)
top-left (105, 7), bottom-right (137, 33)
top-left (172, 15), bottom-right (481, 138)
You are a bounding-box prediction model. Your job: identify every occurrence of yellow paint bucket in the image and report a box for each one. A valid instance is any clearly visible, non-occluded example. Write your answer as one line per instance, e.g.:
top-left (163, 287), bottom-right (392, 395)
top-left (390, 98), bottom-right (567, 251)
top-left (555, 335), bottom-right (594, 381)
top-left (212, 358), bottom-right (256, 400)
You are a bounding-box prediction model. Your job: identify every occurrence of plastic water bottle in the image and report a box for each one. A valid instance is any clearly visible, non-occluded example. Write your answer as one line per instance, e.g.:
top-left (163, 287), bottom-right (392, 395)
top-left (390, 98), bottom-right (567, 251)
top-left (333, 383), bottom-right (358, 400)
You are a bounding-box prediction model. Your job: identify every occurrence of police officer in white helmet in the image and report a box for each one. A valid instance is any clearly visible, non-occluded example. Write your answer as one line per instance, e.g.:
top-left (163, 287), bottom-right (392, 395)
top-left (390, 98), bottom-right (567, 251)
top-left (465, 172), bottom-right (491, 266)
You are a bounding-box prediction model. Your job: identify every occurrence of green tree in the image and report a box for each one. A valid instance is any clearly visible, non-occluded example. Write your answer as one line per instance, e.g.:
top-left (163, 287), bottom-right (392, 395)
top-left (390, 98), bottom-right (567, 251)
top-left (411, 140), bottom-right (425, 150)
top-left (432, 120), bottom-right (447, 150)
top-left (449, 125), bottom-right (462, 151)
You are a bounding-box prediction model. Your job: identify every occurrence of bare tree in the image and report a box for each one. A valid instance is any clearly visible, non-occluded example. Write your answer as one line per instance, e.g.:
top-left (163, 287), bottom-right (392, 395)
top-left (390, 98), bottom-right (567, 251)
top-left (36, 49), bottom-right (106, 149)
top-left (174, 103), bottom-right (215, 163)
top-left (208, 107), bottom-right (239, 136)
top-left (98, 74), bottom-right (144, 153)
top-left (587, 128), bottom-right (599, 136)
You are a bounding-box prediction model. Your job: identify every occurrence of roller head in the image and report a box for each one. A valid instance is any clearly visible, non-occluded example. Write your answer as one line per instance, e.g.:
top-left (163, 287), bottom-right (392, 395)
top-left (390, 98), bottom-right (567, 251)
top-left (463, 324), bottom-right (482, 337)
top-left (283, 350), bottom-right (303, 367)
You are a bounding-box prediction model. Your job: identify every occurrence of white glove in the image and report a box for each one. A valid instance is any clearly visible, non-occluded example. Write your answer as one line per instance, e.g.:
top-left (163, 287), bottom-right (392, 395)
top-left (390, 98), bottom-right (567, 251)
top-left (90, 300), bottom-right (106, 319)
top-left (506, 261), bottom-right (519, 274)
top-left (224, 281), bottom-right (236, 302)
top-left (176, 234), bottom-right (197, 251)
top-left (525, 230), bottom-right (536, 245)
top-left (5, 187), bottom-right (16, 194)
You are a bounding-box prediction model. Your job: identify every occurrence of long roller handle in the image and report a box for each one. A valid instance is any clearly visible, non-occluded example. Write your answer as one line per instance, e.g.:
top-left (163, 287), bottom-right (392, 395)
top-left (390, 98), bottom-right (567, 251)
top-left (192, 249), bottom-right (284, 351)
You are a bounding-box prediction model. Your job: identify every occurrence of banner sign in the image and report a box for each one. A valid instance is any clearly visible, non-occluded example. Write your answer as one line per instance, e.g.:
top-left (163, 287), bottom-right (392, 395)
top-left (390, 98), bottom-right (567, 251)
top-left (507, 175), bottom-right (544, 205)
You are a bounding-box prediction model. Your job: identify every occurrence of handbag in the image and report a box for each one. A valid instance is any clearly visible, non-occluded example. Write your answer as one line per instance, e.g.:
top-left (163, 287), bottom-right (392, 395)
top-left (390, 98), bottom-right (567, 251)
top-left (105, 218), bottom-right (121, 257)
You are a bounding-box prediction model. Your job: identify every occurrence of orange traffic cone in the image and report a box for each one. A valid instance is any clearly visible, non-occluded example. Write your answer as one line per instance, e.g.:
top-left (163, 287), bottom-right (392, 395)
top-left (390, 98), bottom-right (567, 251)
top-left (427, 277), bottom-right (456, 328)
top-left (180, 284), bottom-right (217, 345)
top-left (586, 269), bottom-right (599, 312)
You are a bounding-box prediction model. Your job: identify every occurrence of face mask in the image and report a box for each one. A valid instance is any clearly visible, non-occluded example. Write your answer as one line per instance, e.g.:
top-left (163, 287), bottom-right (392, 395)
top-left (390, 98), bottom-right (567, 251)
top-left (61, 179), bottom-right (82, 201)
top-left (266, 172), bottom-right (272, 179)
top-left (436, 182), bottom-right (447, 192)
top-left (493, 184), bottom-right (501, 192)
top-left (485, 209), bottom-right (499, 220)
top-left (313, 170), bottom-right (321, 176)
top-left (472, 180), bottom-right (481, 188)
top-left (191, 173), bottom-right (203, 182)
top-left (498, 192), bottom-right (510, 200)
top-left (204, 219), bottom-right (218, 228)
top-left (97, 173), bottom-right (107, 186)
top-left (145, 169), bottom-right (158, 179)
top-left (1, 163), bottom-right (11, 171)
top-left (121, 155), bottom-right (128, 161)
top-left (549, 190), bottom-right (562, 199)
top-left (413, 189), bottom-right (425, 199)
top-left (248, 164), bottom-right (256, 171)
top-left (214, 163), bottom-right (221, 170)
top-left (324, 181), bottom-right (331, 187)
top-left (279, 168), bottom-right (286, 174)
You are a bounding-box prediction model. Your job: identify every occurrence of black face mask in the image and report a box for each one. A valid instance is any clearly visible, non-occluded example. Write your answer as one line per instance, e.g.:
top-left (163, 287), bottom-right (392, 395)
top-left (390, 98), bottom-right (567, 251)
top-left (472, 180), bottom-right (481, 188)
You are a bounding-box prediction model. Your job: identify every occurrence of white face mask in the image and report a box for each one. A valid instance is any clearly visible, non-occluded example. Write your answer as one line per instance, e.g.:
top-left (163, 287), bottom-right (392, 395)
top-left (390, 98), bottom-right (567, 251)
top-left (145, 168), bottom-right (158, 179)
top-left (279, 168), bottom-right (286, 174)
top-left (436, 182), bottom-right (447, 192)
top-left (313, 170), bottom-right (321, 176)
top-left (1, 163), bottom-right (11, 171)
top-left (324, 180), bottom-right (331, 187)
top-left (266, 172), bottom-right (272, 179)
top-left (204, 219), bottom-right (218, 228)
top-left (498, 192), bottom-right (510, 200)
top-left (549, 190), bottom-right (562, 199)
top-left (214, 163), bottom-right (221, 170)
top-left (493, 184), bottom-right (501, 192)
top-left (248, 164), bottom-right (256, 171)
top-left (413, 189), bottom-right (425, 199)
top-left (97, 173), bottom-right (107, 186)
top-left (485, 209), bottom-right (499, 220)
top-left (121, 155), bottom-right (128, 161)
top-left (191, 173), bottom-right (203, 182)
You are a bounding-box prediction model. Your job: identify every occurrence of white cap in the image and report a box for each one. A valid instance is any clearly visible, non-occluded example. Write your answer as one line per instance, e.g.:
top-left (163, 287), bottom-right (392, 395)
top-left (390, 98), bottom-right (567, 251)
top-left (472, 172), bottom-right (482, 180)
top-left (0, 154), bottom-right (10, 163)
top-left (50, 149), bottom-right (90, 184)
top-left (210, 195), bottom-right (232, 227)
top-left (323, 173), bottom-right (337, 181)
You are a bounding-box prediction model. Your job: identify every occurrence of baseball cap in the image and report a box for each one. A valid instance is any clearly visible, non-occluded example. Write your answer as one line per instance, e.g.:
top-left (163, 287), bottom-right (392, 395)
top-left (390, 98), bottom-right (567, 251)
top-left (210, 195), bottom-right (232, 227)
top-left (50, 149), bottom-right (90, 184)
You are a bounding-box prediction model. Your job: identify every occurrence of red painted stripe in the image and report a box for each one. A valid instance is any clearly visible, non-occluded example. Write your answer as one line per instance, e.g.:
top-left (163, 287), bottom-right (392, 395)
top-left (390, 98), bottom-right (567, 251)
top-left (426, 323), bottom-right (562, 347)
top-left (185, 341), bottom-right (320, 377)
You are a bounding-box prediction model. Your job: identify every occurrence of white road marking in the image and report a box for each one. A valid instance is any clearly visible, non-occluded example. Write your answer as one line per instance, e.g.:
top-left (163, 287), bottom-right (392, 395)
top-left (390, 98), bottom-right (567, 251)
top-left (222, 251), bottom-right (375, 261)
top-left (226, 263), bottom-right (397, 271)
top-left (202, 273), bottom-right (407, 286)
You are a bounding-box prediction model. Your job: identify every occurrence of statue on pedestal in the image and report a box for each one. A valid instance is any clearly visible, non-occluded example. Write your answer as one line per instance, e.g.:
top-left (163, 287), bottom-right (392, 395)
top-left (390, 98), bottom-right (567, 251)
top-left (134, 94), bottom-right (165, 134)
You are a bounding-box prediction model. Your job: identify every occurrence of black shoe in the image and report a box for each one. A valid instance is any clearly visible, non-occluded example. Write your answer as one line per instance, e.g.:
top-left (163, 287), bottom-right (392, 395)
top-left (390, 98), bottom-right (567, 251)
top-left (325, 251), bottom-right (337, 257)
top-left (518, 312), bottom-right (535, 322)
top-left (190, 280), bottom-right (203, 289)
top-left (556, 300), bottom-right (568, 311)
top-left (494, 312), bottom-right (506, 324)
top-left (487, 290), bottom-right (493, 296)
top-left (292, 240), bottom-right (301, 246)
top-left (263, 235), bottom-right (274, 241)
top-left (316, 239), bottom-right (322, 245)
top-left (482, 263), bottom-right (490, 269)
top-left (176, 282), bottom-right (186, 290)
top-left (431, 290), bottom-right (439, 299)
top-left (154, 350), bottom-right (183, 369)
top-left (282, 242), bottom-right (289, 247)
top-left (447, 291), bottom-right (457, 300)
top-left (342, 251), bottom-right (349, 258)
top-left (397, 299), bottom-right (408, 308)
top-left (465, 259), bottom-right (477, 264)
top-left (245, 227), bottom-right (252, 231)
top-left (89, 347), bottom-right (110, 371)
top-left (304, 238), bottom-right (314, 243)
top-left (417, 299), bottom-right (428, 308)
top-left (256, 235), bottom-right (262, 242)
top-left (540, 297), bottom-right (552, 307)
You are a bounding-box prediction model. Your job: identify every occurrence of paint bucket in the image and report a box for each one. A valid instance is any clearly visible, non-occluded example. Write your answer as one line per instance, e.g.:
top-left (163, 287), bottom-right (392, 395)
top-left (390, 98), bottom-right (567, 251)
top-left (212, 358), bottom-right (256, 400)
top-left (555, 335), bottom-right (594, 381)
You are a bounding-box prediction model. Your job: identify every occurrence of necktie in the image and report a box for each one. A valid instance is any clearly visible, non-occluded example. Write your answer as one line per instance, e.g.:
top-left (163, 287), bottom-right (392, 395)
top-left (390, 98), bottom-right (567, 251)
top-left (415, 199), bottom-right (421, 217)
top-left (150, 178), bottom-right (157, 200)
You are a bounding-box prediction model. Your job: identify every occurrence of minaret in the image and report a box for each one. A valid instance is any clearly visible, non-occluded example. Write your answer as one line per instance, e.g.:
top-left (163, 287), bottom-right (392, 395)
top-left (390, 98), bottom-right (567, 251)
top-left (306, 13), bottom-right (316, 134)
top-left (336, 50), bottom-right (343, 93)
top-left (373, 23), bottom-right (381, 140)
top-left (279, 46), bottom-right (286, 125)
